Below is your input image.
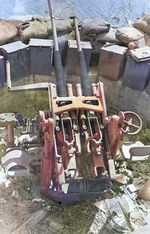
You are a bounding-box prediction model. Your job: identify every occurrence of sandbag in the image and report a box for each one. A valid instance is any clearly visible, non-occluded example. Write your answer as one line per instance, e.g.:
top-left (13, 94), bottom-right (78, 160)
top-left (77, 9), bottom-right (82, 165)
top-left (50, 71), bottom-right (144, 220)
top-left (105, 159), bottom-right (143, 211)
top-left (80, 17), bottom-right (110, 37)
top-left (19, 17), bottom-right (73, 42)
top-left (7, 19), bottom-right (24, 29)
top-left (7, 19), bottom-right (24, 43)
top-left (137, 30), bottom-right (150, 46)
top-left (116, 27), bottom-right (144, 45)
top-left (48, 18), bottom-right (73, 33)
top-left (19, 17), bottom-right (50, 41)
top-left (96, 27), bottom-right (118, 43)
top-left (143, 33), bottom-right (150, 46)
top-left (0, 19), bottom-right (18, 45)
top-left (91, 41), bottom-right (104, 54)
top-left (134, 14), bottom-right (150, 35)
top-left (80, 33), bottom-right (97, 42)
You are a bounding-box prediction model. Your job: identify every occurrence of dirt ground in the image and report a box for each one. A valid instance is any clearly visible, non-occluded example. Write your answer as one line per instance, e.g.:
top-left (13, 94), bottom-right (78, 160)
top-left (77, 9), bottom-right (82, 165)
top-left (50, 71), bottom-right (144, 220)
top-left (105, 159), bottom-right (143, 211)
top-left (0, 169), bottom-right (64, 234)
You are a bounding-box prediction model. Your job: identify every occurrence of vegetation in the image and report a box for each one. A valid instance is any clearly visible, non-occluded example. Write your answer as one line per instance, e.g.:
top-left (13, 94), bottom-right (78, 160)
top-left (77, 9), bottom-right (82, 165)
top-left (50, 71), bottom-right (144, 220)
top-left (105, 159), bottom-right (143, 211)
top-left (49, 200), bottom-right (98, 234)
top-left (12, 176), bottom-right (32, 190)
top-left (0, 86), bottom-right (49, 118)
top-left (0, 144), bottom-right (6, 161)
top-left (0, 80), bottom-right (150, 234)
top-left (122, 122), bottom-right (150, 146)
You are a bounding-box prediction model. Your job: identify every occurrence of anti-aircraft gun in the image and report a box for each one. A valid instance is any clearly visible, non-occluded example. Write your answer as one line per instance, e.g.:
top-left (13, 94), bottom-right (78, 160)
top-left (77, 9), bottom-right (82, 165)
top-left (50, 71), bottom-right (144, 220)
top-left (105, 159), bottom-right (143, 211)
top-left (1, 0), bottom-right (142, 205)
top-left (38, 0), bottom-right (142, 205)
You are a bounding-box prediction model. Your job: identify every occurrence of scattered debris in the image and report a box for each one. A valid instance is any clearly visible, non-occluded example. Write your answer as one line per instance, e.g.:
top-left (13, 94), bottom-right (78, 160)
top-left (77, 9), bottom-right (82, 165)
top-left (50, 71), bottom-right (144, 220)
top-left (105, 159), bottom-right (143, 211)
top-left (131, 210), bottom-right (150, 234)
top-left (0, 165), bottom-right (10, 187)
top-left (89, 193), bottom-right (149, 234)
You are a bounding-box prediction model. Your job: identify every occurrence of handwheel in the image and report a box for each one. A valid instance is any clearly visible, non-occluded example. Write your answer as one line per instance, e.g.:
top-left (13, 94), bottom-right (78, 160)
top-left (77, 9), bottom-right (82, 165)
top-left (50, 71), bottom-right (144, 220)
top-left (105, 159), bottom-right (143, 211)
top-left (121, 111), bottom-right (142, 135)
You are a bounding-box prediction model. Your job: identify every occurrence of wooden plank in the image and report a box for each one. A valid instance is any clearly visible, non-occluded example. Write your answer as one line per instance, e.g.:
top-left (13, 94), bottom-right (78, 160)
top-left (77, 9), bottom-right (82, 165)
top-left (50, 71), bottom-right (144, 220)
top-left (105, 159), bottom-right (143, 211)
top-left (11, 209), bottom-right (47, 234)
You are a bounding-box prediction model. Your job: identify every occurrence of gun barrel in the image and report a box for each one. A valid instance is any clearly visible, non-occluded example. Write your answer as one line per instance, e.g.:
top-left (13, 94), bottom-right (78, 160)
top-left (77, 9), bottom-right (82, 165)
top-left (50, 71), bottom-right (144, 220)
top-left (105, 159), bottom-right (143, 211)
top-left (74, 17), bottom-right (92, 97)
top-left (47, 0), bottom-right (67, 97)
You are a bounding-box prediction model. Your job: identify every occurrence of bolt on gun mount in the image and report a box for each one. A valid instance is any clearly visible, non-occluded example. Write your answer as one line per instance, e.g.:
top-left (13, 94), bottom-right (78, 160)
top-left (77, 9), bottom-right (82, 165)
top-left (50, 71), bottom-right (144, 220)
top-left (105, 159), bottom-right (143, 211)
top-left (39, 0), bottom-right (114, 205)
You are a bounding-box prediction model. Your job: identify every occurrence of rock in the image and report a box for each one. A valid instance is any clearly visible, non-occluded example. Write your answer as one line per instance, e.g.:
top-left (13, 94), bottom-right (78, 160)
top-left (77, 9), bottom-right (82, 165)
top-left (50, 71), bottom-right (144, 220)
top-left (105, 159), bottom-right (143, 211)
top-left (128, 40), bottom-right (139, 50)
top-left (138, 178), bottom-right (150, 201)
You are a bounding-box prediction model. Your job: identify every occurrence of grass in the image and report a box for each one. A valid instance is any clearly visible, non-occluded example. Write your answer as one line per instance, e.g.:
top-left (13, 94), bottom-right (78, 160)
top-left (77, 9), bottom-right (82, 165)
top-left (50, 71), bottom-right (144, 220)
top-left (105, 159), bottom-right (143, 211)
top-left (0, 80), bottom-right (150, 234)
top-left (11, 176), bottom-right (32, 190)
top-left (0, 86), bottom-right (49, 118)
top-left (0, 144), bottom-right (6, 161)
top-left (49, 200), bottom-right (98, 234)
top-left (0, 84), bottom-right (99, 234)
top-left (122, 121), bottom-right (150, 145)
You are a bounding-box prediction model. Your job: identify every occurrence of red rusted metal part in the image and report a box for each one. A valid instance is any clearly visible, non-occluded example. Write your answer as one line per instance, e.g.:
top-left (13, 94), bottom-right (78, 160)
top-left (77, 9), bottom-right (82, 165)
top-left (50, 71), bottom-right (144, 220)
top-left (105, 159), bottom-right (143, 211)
top-left (39, 81), bottom-right (132, 205)
top-left (39, 82), bottom-right (112, 204)
top-left (39, 111), bottom-right (54, 190)
top-left (106, 111), bottom-right (124, 161)
top-left (85, 133), bottom-right (98, 150)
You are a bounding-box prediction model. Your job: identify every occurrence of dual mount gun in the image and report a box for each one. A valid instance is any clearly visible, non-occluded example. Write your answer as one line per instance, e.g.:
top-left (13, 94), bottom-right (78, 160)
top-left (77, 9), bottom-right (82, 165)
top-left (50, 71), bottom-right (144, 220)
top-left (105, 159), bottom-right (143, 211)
top-left (2, 0), bottom-right (142, 205)
top-left (39, 0), bottom-right (142, 205)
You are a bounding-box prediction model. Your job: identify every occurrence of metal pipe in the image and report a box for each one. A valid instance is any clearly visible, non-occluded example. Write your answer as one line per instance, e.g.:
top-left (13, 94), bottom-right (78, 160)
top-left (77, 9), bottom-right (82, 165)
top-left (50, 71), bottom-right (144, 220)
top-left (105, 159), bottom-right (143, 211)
top-left (76, 83), bottom-right (82, 96)
top-left (67, 83), bottom-right (73, 97)
top-left (74, 17), bottom-right (82, 52)
top-left (73, 17), bottom-right (92, 97)
top-left (6, 60), bottom-right (11, 90)
top-left (92, 83), bottom-right (97, 96)
top-left (7, 124), bottom-right (14, 148)
top-left (47, 0), bottom-right (59, 51)
top-left (47, 0), bottom-right (67, 97)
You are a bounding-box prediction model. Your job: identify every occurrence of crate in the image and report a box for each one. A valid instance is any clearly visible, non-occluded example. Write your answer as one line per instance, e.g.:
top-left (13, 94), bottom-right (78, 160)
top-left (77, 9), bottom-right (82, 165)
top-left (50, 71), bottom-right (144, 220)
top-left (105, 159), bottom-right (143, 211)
top-left (0, 55), bottom-right (5, 88)
top-left (65, 40), bottom-right (92, 75)
top-left (98, 45), bottom-right (127, 81)
top-left (29, 38), bottom-right (53, 75)
top-left (0, 41), bottom-right (30, 82)
top-left (123, 47), bottom-right (150, 91)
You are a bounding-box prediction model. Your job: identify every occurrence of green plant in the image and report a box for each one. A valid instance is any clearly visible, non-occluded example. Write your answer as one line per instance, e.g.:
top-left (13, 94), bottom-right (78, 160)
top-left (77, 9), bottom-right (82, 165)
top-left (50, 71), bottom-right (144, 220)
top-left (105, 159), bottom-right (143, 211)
top-left (49, 200), bottom-right (98, 234)
top-left (122, 122), bottom-right (150, 146)
top-left (0, 86), bottom-right (49, 118)
top-left (0, 144), bottom-right (6, 161)
top-left (12, 176), bottom-right (32, 190)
